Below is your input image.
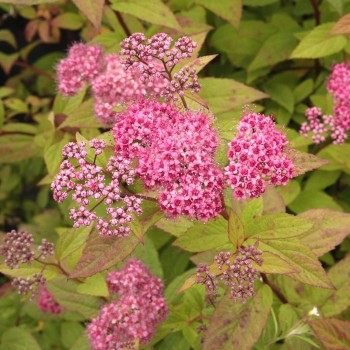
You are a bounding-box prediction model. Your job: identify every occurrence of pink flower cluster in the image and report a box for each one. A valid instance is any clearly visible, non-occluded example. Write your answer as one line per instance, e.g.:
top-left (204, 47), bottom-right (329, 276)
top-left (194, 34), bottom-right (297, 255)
top-left (92, 54), bottom-right (167, 125)
top-left (196, 245), bottom-right (263, 304)
top-left (327, 62), bottom-right (350, 131)
top-left (225, 113), bottom-right (294, 200)
top-left (88, 259), bottom-right (167, 350)
top-left (56, 43), bottom-right (105, 96)
top-left (113, 99), bottom-right (224, 221)
top-left (300, 63), bottom-right (350, 144)
top-left (37, 287), bottom-right (63, 314)
top-left (57, 43), bottom-right (167, 125)
top-left (120, 33), bottom-right (201, 101)
top-left (300, 107), bottom-right (347, 144)
top-left (51, 138), bottom-right (142, 237)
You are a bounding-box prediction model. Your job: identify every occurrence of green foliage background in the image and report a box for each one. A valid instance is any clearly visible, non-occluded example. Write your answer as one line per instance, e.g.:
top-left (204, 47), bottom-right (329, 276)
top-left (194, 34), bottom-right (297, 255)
top-left (0, 0), bottom-right (350, 349)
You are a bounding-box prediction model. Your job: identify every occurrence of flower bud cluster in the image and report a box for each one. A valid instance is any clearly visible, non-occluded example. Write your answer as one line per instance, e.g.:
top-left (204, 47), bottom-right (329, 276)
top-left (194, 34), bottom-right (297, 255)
top-left (88, 259), bottom-right (167, 350)
top-left (300, 107), bottom-right (347, 144)
top-left (120, 33), bottom-right (201, 101)
top-left (51, 139), bottom-right (142, 237)
top-left (0, 230), bottom-right (55, 296)
top-left (162, 66), bottom-right (201, 101)
top-left (12, 273), bottom-right (46, 296)
top-left (0, 230), bottom-right (35, 269)
top-left (196, 245), bottom-right (263, 304)
top-left (300, 63), bottom-right (350, 144)
top-left (225, 113), bottom-right (294, 200)
top-left (37, 286), bottom-right (63, 314)
top-left (113, 100), bottom-right (224, 221)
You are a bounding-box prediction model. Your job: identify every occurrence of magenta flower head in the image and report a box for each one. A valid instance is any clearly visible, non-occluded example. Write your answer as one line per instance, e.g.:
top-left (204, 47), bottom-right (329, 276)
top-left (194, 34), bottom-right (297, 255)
top-left (327, 62), bottom-right (350, 131)
top-left (88, 259), bottom-right (167, 350)
top-left (225, 113), bottom-right (294, 200)
top-left (56, 43), bottom-right (105, 96)
top-left (37, 287), bottom-right (63, 314)
top-left (91, 54), bottom-right (167, 125)
top-left (113, 99), bottom-right (224, 221)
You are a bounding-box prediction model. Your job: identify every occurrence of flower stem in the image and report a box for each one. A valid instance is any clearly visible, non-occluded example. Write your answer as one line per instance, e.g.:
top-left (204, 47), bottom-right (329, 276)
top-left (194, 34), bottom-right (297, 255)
top-left (261, 273), bottom-right (288, 304)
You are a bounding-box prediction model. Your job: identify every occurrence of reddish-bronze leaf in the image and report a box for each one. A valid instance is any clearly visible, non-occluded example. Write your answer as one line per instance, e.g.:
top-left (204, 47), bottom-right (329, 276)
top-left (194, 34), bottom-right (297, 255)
top-left (309, 318), bottom-right (350, 350)
top-left (70, 233), bottom-right (139, 278)
top-left (203, 285), bottom-right (272, 350)
top-left (299, 209), bottom-right (350, 257)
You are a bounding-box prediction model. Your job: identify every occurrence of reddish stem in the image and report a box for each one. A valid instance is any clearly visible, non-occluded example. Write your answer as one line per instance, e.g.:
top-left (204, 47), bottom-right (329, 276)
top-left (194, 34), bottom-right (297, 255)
top-left (261, 273), bottom-right (288, 304)
top-left (14, 61), bottom-right (54, 80)
top-left (115, 11), bottom-right (131, 37)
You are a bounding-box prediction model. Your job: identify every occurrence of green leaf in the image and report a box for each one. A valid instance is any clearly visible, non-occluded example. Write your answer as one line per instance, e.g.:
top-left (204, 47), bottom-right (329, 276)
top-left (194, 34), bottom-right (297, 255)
top-left (243, 0), bottom-right (278, 5)
top-left (0, 53), bottom-right (20, 75)
top-left (291, 23), bottom-right (347, 59)
top-left (199, 77), bottom-right (268, 114)
top-left (318, 144), bottom-right (350, 173)
top-left (241, 197), bottom-right (263, 225)
top-left (203, 285), bottom-right (273, 350)
top-left (254, 240), bottom-right (334, 289)
top-left (249, 32), bottom-right (298, 71)
top-left (174, 216), bottom-right (230, 252)
top-left (0, 327), bottom-right (40, 350)
top-left (289, 190), bottom-right (342, 214)
top-left (76, 273), bottom-right (109, 297)
top-left (47, 276), bottom-right (103, 319)
top-left (70, 334), bottom-right (91, 350)
top-left (178, 54), bottom-right (217, 74)
top-left (0, 262), bottom-right (60, 280)
top-left (256, 251), bottom-right (299, 275)
top-left (293, 79), bottom-right (314, 104)
top-left (133, 236), bottom-right (163, 278)
top-left (51, 13), bottom-right (85, 30)
top-left (277, 180), bottom-right (301, 206)
top-left (72, 0), bottom-right (104, 29)
top-left (292, 150), bottom-right (328, 177)
top-left (61, 322), bottom-right (84, 349)
top-left (305, 170), bottom-right (341, 192)
top-left (44, 138), bottom-right (67, 176)
top-left (0, 29), bottom-right (17, 48)
top-left (111, 0), bottom-right (180, 30)
top-left (59, 100), bottom-right (103, 129)
top-left (228, 209), bottom-right (244, 247)
top-left (129, 203), bottom-right (164, 244)
top-left (264, 83), bottom-right (294, 113)
top-left (70, 233), bottom-right (139, 278)
top-left (326, 0), bottom-right (344, 15)
top-left (55, 226), bottom-right (92, 261)
top-left (299, 209), bottom-right (350, 257)
top-left (0, 0), bottom-right (57, 3)
top-left (193, 0), bottom-right (242, 28)
top-left (156, 217), bottom-right (194, 237)
top-left (245, 213), bottom-right (312, 240)
top-left (309, 318), bottom-right (350, 350)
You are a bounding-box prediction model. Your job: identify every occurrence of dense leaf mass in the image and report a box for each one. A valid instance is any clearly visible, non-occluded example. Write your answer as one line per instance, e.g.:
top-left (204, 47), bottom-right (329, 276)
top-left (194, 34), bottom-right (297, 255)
top-left (0, 1), bottom-right (350, 350)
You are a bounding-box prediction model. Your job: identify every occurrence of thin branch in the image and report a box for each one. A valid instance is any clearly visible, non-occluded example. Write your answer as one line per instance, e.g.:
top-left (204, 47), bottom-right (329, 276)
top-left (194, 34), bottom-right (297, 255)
top-left (14, 61), bottom-right (54, 80)
top-left (261, 273), bottom-right (288, 304)
top-left (116, 11), bottom-right (131, 37)
top-left (310, 0), bottom-right (321, 25)
top-left (310, 0), bottom-right (321, 75)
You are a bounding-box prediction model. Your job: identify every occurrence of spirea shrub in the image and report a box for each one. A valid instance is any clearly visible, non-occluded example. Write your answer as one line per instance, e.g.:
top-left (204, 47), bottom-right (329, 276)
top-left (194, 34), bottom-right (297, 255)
top-left (2, 3), bottom-right (350, 349)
